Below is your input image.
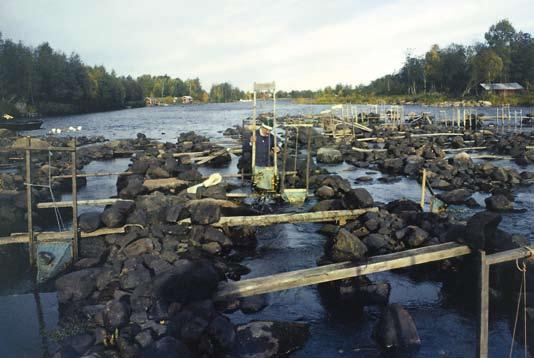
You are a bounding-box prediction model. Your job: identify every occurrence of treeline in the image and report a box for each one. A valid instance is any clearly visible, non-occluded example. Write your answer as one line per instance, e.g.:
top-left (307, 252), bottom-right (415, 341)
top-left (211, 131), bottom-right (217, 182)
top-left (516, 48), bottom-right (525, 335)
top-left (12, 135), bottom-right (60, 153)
top-left (0, 33), bottom-right (145, 115)
top-left (0, 33), bottom-right (248, 116)
top-left (367, 19), bottom-right (534, 96)
top-left (285, 20), bottom-right (534, 105)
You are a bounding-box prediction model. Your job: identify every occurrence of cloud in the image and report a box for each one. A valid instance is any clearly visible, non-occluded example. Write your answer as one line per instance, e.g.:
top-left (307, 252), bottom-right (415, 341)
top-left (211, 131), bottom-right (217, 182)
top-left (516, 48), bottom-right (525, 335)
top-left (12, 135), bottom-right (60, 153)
top-left (1, 0), bottom-right (533, 90)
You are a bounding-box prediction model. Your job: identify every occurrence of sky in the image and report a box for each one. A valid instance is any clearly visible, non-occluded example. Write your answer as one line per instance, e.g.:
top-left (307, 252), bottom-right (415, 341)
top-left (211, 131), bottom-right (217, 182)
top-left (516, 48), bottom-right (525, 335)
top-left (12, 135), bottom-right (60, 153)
top-left (1, 0), bottom-right (534, 91)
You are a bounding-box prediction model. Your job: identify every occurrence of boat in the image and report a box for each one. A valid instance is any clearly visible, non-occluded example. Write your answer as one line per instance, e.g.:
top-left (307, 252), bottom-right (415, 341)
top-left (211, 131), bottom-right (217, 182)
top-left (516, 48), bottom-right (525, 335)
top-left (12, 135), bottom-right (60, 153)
top-left (0, 114), bottom-right (43, 131)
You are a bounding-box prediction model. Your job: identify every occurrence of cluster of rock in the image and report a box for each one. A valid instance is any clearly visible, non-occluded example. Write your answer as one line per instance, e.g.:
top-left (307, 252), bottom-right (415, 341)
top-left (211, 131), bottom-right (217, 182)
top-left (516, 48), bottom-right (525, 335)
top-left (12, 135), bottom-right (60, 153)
top-left (51, 132), bottom-right (310, 357)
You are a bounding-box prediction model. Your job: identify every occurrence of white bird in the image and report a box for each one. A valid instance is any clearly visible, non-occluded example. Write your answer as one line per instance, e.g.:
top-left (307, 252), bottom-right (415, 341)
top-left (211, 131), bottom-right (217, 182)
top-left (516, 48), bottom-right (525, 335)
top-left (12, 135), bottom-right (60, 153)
top-left (77, 126), bottom-right (82, 131)
top-left (56, 129), bottom-right (62, 134)
top-left (68, 126), bottom-right (76, 131)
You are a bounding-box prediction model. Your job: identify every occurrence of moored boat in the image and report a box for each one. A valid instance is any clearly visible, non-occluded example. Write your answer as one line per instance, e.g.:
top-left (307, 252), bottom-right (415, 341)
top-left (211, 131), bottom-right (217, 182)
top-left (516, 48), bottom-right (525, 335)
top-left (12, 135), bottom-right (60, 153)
top-left (0, 114), bottom-right (43, 131)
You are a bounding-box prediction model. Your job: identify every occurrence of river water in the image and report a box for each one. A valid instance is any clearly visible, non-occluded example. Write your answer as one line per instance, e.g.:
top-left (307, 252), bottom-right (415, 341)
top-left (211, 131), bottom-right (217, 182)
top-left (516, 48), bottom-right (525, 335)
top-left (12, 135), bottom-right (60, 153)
top-left (1, 102), bottom-right (533, 357)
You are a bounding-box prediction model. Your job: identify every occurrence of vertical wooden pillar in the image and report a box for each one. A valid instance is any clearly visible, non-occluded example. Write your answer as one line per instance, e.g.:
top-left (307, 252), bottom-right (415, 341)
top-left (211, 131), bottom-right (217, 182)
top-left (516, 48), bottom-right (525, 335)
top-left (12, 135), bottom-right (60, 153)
top-left (71, 138), bottom-right (78, 261)
top-left (25, 136), bottom-right (35, 266)
top-left (476, 250), bottom-right (489, 358)
top-left (305, 127), bottom-right (312, 192)
top-left (420, 169), bottom-right (427, 210)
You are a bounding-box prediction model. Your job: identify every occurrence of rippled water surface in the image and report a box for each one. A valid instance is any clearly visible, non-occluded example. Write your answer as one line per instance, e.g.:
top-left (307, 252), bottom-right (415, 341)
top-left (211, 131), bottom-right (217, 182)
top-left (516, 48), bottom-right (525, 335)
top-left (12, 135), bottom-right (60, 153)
top-left (2, 102), bottom-right (533, 357)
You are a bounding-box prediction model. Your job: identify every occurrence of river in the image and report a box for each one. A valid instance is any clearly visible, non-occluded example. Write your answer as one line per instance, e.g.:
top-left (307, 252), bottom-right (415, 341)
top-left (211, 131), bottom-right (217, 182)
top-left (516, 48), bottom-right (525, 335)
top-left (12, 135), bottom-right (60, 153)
top-left (1, 102), bottom-right (533, 357)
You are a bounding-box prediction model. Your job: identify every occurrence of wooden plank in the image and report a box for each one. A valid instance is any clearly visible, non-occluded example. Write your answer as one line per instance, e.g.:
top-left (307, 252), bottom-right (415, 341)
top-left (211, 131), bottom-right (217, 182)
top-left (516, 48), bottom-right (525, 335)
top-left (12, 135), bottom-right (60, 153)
top-left (37, 198), bottom-right (134, 209)
top-left (52, 172), bottom-right (132, 180)
top-left (178, 208), bottom-right (378, 227)
top-left (0, 225), bottom-right (142, 245)
top-left (143, 178), bottom-right (189, 191)
top-left (411, 133), bottom-right (464, 138)
top-left (71, 139), bottom-right (78, 260)
top-left (485, 246), bottom-right (533, 266)
top-left (0, 146), bottom-right (76, 153)
top-left (214, 242), bottom-right (471, 299)
top-left (351, 147), bottom-right (387, 153)
top-left (476, 250), bottom-right (489, 358)
top-left (443, 147), bottom-right (487, 153)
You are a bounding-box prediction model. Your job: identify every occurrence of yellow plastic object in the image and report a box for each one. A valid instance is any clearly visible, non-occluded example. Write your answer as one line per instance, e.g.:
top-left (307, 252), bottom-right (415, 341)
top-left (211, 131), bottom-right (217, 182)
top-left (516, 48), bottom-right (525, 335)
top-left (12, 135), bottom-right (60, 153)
top-left (281, 188), bottom-right (308, 205)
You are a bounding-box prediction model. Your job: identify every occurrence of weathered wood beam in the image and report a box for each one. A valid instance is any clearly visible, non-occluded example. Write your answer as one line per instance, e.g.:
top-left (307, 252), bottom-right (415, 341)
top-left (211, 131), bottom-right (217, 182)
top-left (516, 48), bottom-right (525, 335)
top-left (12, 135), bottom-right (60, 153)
top-left (143, 178), bottom-right (189, 191)
top-left (485, 246), bottom-right (533, 266)
top-left (178, 207), bottom-right (378, 227)
top-left (0, 225), bottom-right (141, 245)
top-left (37, 198), bottom-right (133, 209)
top-left (52, 172), bottom-right (133, 180)
top-left (443, 146), bottom-right (487, 153)
top-left (214, 242), bottom-right (471, 299)
top-left (351, 147), bottom-right (387, 153)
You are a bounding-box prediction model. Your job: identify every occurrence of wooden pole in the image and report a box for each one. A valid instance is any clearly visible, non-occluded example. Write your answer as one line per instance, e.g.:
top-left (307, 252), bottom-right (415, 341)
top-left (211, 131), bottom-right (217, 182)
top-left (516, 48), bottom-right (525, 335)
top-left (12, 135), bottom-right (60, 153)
top-left (178, 208), bottom-right (378, 227)
top-left (25, 137), bottom-right (35, 266)
top-left (305, 127), bottom-right (312, 192)
top-left (215, 242), bottom-right (471, 299)
top-left (37, 198), bottom-right (134, 209)
top-left (251, 90), bottom-right (257, 172)
top-left (71, 138), bottom-right (78, 261)
top-left (420, 169), bottom-right (427, 209)
top-left (281, 126), bottom-right (288, 192)
top-left (476, 250), bottom-right (489, 358)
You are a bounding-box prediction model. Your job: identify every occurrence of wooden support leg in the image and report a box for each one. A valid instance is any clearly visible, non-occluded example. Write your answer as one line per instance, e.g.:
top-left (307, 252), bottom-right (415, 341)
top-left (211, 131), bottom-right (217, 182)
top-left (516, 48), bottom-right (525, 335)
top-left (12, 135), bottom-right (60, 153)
top-left (476, 250), bottom-right (489, 358)
top-left (25, 137), bottom-right (35, 266)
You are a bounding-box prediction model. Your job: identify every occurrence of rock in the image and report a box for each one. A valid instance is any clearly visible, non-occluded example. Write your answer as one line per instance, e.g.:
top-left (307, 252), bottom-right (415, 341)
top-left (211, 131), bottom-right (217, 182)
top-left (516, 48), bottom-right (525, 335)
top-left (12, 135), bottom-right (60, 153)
top-left (135, 330), bottom-right (154, 349)
top-left (61, 333), bottom-right (94, 355)
top-left (78, 212), bottom-right (103, 233)
top-left (315, 185), bottom-right (335, 199)
top-left (310, 199), bottom-right (344, 212)
top-left (464, 211), bottom-right (502, 249)
top-left (126, 208), bottom-right (148, 226)
top-left (384, 199), bottom-right (421, 214)
top-left (403, 155), bottom-right (424, 176)
top-left (101, 201), bottom-right (135, 228)
top-left (156, 260), bottom-right (221, 304)
top-left (55, 268), bottom-right (101, 303)
top-left (202, 241), bottom-right (222, 255)
top-left (331, 229), bottom-right (368, 262)
top-left (317, 147), bottom-right (343, 164)
top-left (374, 304), bottom-right (421, 350)
top-left (362, 234), bottom-right (391, 254)
top-left (450, 136), bottom-right (464, 148)
top-left (165, 204), bottom-right (188, 223)
top-left (231, 321), bottom-right (310, 357)
top-left (453, 152), bottom-right (473, 169)
top-left (188, 201), bottom-right (221, 225)
top-left (143, 336), bottom-right (192, 358)
top-left (343, 188), bottom-right (374, 209)
top-left (356, 175), bottom-right (373, 182)
top-left (485, 194), bottom-right (514, 212)
top-left (240, 294), bottom-right (269, 314)
top-left (437, 189), bottom-right (472, 205)
top-left (321, 175), bottom-right (351, 193)
top-left (404, 226), bottom-right (429, 247)
top-left (104, 299), bottom-right (130, 329)
top-left (381, 158), bottom-right (404, 174)
top-left (120, 264), bottom-right (151, 290)
top-left (124, 238), bottom-right (154, 257)
top-left (206, 314), bottom-right (236, 352)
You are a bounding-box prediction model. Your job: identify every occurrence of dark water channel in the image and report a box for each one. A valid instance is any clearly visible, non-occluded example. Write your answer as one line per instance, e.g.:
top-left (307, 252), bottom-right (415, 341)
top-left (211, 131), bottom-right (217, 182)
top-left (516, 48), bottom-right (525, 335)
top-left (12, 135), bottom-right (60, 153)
top-left (1, 102), bottom-right (533, 357)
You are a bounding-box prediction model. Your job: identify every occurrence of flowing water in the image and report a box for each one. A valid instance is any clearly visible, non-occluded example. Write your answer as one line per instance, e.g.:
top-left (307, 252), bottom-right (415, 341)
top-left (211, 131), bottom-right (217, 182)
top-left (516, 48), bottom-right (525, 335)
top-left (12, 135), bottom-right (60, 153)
top-left (1, 102), bottom-right (533, 357)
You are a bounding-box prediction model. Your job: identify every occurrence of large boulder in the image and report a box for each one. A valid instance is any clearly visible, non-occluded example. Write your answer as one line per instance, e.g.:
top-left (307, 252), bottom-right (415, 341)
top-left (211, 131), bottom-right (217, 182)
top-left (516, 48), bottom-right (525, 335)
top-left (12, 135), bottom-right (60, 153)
top-left (78, 211), bottom-right (103, 233)
top-left (330, 228), bottom-right (368, 262)
top-left (484, 194), bottom-right (514, 212)
top-left (464, 211), bottom-right (502, 249)
top-left (55, 268), bottom-right (101, 303)
top-left (437, 189), bottom-right (472, 205)
top-left (104, 299), bottom-right (131, 329)
top-left (317, 148), bottom-right (343, 164)
top-left (142, 336), bottom-right (192, 358)
top-left (374, 304), bottom-right (421, 350)
top-left (380, 158), bottom-right (404, 174)
top-left (384, 199), bottom-right (421, 214)
top-left (343, 188), bottom-right (374, 209)
top-left (101, 201), bottom-right (135, 228)
top-left (231, 321), bottom-right (309, 357)
top-left (403, 155), bottom-right (424, 176)
top-left (188, 201), bottom-right (221, 225)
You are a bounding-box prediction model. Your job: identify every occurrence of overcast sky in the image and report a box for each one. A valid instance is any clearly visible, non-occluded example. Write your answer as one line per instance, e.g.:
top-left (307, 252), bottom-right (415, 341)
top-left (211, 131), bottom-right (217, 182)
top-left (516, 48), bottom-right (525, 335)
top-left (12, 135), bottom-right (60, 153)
top-left (1, 0), bottom-right (534, 91)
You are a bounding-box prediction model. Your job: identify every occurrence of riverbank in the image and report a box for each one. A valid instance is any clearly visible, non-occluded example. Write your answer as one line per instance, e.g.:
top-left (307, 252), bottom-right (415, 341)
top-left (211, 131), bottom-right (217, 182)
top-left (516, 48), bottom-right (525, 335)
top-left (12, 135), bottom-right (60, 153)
top-left (295, 91), bottom-right (534, 107)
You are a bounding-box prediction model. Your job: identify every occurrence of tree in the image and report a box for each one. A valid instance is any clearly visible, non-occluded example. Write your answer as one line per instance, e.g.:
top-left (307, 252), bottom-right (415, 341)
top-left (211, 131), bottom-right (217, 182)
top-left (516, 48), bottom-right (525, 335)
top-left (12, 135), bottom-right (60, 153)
top-left (485, 19), bottom-right (516, 81)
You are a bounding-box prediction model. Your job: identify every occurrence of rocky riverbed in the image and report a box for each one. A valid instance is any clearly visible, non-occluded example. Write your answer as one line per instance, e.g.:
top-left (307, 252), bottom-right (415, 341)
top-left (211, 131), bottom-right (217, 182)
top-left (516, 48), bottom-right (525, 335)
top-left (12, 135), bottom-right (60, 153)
top-left (1, 111), bottom-right (533, 357)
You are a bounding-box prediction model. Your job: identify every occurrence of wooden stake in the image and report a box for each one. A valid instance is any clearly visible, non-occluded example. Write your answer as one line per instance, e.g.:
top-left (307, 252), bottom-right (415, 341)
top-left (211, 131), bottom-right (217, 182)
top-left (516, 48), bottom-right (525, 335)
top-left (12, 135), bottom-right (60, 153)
top-left (25, 137), bottom-right (35, 266)
top-left (420, 169), bottom-right (427, 210)
top-left (476, 250), bottom-right (489, 358)
top-left (71, 138), bottom-right (78, 260)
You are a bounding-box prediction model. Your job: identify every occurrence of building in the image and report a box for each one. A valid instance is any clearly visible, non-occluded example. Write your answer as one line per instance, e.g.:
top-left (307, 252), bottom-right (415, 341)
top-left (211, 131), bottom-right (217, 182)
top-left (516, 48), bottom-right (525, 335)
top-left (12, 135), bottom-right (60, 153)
top-left (480, 83), bottom-right (524, 97)
top-left (181, 96), bottom-right (193, 104)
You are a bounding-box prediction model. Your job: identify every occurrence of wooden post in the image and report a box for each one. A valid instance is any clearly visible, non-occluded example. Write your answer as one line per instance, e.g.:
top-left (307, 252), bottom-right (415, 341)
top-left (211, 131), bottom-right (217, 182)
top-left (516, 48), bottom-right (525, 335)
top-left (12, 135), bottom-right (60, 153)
top-left (25, 137), bottom-right (35, 266)
top-left (420, 169), bottom-right (427, 210)
top-left (305, 127), bottom-right (312, 192)
top-left (251, 90), bottom-right (257, 173)
top-left (281, 126), bottom-right (288, 192)
top-left (71, 138), bottom-right (78, 261)
top-left (476, 250), bottom-right (489, 358)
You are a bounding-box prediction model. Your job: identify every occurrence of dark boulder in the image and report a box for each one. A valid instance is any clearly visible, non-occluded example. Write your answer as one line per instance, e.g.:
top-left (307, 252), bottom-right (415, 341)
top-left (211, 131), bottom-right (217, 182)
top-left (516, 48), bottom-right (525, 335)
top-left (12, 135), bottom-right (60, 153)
top-left (437, 189), bottom-right (473, 205)
top-left (384, 199), bottom-right (421, 214)
top-left (55, 268), bottom-right (101, 303)
top-left (188, 201), bottom-right (221, 225)
top-left (104, 299), bottom-right (131, 329)
top-left (142, 336), bottom-right (192, 358)
top-left (315, 185), bottom-right (336, 199)
top-left (206, 314), bottom-right (236, 352)
top-left (317, 147), bottom-right (343, 164)
top-left (78, 212), bottom-right (103, 233)
top-left (101, 201), bottom-right (135, 228)
top-left (240, 294), bottom-right (269, 314)
top-left (374, 304), bottom-right (421, 351)
top-left (464, 211), bottom-right (502, 250)
top-left (484, 194), bottom-right (514, 212)
top-left (343, 188), bottom-right (374, 209)
top-left (231, 321), bottom-right (309, 357)
top-left (330, 228), bottom-right (368, 262)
